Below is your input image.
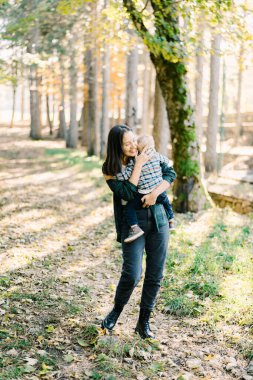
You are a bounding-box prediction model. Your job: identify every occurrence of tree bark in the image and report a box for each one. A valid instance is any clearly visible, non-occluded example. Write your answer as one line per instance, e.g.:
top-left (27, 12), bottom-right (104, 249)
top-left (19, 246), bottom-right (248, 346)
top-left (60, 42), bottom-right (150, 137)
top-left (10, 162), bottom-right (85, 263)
top-left (125, 46), bottom-right (138, 130)
top-left (80, 100), bottom-right (89, 147)
top-left (10, 81), bottom-right (16, 128)
top-left (29, 63), bottom-right (42, 139)
top-left (100, 42), bottom-right (110, 158)
top-left (58, 57), bottom-right (67, 139)
top-left (195, 18), bottom-right (205, 147)
top-left (86, 47), bottom-right (99, 156)
top-left (141, 50), bottom-right (152, 134)
top-left (20, 55), bottom-right (25, 122)
top-left (235, 43), bottom-right (244, 144)
top-left (153, 78), bottom-right (169, 156)
top-left (205, 33), bottom-right (221, 173)
top-left (46, 93), bottom-right (53, 135)
top-left (124, 0), bottom-right (209, 212)
top-left (66, 34), bottom-right (78, 148)
top-left (80, 48), bottom-right (88, 147)
top-left (28, 25), bottom-right (42, 139)
top-left (152, 57), bottom-right (203, 212)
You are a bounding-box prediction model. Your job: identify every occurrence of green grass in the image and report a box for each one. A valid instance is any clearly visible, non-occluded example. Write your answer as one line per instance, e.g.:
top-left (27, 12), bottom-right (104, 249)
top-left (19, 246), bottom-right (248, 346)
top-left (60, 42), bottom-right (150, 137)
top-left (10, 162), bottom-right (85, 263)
top-left (80, 324), bottom-right (99, 346)
top-left (0, 276), bottom-right (11, 288)
top-left (90, 335), bottom-right (164, 380)
top-left (161, 210), bottom-right (253, 357)
top-left (45, 148), bottom-right (102, 172)
top-left (45, 147), bottom-right (111, 199)
top-left (2, 338), bottom-right (33, 351)
top-left (76, 285), bottom-right (90, 295)
top-left (0, 365), bottom-right (26, 380)
top-left (7, 292), bottom-right (43, 301)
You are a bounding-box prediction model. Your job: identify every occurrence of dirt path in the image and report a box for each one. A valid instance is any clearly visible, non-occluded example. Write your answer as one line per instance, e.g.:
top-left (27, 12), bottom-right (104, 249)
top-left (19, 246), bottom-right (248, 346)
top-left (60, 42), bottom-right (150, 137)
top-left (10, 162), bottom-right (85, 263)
top-left (0, 126), bottom-right (252, 380)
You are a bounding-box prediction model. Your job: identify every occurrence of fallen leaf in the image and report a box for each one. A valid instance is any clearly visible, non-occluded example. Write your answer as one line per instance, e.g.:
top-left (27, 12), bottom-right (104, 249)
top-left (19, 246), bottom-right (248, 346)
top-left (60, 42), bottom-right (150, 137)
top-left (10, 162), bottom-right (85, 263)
top-left (37, 335), bottom-right (44, 342)
top-left (25, 357), bottom-right (38, 366)
top-left (129, 347), bottom-right (134, 357)
top-left (37, 350), bottom-right (47, 356)
top-left (63, 354), bottom-right (74, 363)
top-left (7, 348), bottom-right (18, 357)
top-left (23, 364), bottom-right (36, 373)
top-left (77, 339), bottom-right (89, 347)
top-left (204, 354), bottom-right (215, 361)
top-left (46, 325), bottom-right (55, 333)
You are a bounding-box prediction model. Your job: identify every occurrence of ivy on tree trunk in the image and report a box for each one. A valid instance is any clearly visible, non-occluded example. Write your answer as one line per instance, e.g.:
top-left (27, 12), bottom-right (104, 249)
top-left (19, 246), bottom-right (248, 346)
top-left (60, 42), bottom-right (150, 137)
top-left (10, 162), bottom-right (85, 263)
top-left (123, 0), bottom-right (209, 212)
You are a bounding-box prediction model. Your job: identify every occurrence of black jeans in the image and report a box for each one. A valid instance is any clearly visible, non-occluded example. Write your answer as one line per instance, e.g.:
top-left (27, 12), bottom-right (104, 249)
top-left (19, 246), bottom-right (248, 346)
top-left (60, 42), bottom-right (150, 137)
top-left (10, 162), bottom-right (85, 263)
top-left (124, 192), bottom-right (174, 227)
top-left (114, 208), bottom-right (169, 310)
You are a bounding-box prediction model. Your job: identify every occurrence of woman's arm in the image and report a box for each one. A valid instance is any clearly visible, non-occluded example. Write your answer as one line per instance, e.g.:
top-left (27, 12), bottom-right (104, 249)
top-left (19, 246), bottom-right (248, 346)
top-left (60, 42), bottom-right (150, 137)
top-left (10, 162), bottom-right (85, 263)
top-left (141, 180), bottom-right (170, 208)
top-left (103, 146), bottom-right (154, 201)
top-left (128, 146), bottom-right (154, 186)
top-left (160, 162), bottom-right (177, 184)
top-left (141, 162), bottom-right (177, 207)
top-left (106, 178), bottom-right (138, 201)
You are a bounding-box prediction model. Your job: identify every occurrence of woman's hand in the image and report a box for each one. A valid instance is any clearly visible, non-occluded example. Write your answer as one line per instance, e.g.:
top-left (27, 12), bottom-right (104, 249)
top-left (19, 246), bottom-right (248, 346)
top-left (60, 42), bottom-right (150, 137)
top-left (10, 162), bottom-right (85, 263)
top-left (141, 180), bottom-right (171, 208)
top-left (141, 191), bottom-right (158, 208)
top-left (128, 146), bottom-right (154, 187)
top-left (135, 146), bottom-right (154, 166)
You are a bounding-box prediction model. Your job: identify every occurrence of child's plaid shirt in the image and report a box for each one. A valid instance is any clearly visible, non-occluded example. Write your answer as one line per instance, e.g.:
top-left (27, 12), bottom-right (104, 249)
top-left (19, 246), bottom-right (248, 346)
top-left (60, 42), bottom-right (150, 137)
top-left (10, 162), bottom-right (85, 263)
top-left (116, 152), bottom-right (171, 194)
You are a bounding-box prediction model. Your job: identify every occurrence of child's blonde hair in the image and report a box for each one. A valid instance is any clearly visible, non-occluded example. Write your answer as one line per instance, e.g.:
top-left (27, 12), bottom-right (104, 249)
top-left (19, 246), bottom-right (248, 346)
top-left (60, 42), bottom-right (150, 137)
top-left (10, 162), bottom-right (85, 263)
top-left (137, 135), bottom-right (155, 151)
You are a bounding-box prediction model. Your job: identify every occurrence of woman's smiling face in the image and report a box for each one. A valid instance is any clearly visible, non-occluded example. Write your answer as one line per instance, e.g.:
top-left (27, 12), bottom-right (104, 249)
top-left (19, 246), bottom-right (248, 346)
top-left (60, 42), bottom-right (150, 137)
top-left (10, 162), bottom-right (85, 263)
top-left (122, 131), bottom-right (137, 158)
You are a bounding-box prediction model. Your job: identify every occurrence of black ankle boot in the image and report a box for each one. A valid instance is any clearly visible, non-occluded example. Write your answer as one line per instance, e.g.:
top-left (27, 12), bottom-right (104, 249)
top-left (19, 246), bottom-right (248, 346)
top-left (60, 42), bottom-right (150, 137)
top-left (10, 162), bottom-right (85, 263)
top-left (101, 305), bottom-right (123, 332)
top-left (135, 308), bottom-right (155, 339)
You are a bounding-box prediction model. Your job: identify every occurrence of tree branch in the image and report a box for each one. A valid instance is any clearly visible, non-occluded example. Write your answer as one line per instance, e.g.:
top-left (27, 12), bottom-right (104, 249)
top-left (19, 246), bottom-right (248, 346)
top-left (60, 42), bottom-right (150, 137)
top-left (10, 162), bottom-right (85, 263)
top-left (140, 0), bottom-right (149, 13)
top-left (123, 0), bottom-right (148, 39)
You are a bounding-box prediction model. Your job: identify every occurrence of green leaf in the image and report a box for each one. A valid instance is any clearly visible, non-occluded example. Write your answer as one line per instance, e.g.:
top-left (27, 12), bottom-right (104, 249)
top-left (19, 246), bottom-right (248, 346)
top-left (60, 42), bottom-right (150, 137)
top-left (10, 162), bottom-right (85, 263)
top-left (63, 354), bottom-right (74, 363)
top-left (77, 339), bottom-right (89, 347)
top-left (45, 325), bottom-right (55, 333)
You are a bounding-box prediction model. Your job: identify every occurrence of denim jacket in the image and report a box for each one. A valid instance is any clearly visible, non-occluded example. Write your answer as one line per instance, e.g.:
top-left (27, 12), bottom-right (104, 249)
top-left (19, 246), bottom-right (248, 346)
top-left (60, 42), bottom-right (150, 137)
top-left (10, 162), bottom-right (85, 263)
top-left (106, 162), bottom-right (176, 242)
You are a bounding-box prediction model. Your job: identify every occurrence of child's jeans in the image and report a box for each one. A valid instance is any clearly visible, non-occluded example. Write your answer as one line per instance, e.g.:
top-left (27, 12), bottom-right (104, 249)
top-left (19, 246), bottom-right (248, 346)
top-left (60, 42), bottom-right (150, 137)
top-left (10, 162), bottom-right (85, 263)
top-left (124, 192), bottom-right (174, 227)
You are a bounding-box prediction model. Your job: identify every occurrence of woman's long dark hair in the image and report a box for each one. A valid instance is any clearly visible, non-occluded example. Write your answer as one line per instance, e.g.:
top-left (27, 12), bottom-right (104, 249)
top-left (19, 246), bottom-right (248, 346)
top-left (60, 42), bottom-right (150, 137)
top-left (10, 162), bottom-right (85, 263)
top-left (102, 125), bottom-right (132, 175)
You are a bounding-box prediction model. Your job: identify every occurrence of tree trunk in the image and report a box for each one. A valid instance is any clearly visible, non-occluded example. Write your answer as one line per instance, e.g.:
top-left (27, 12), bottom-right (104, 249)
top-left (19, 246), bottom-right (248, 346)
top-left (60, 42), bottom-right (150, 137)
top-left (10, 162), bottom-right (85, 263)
top-left (80, 101), bottom-right (88, 147)
top-left (28, 20), bottom-right (42, 140)
top-left (153, 78), bottom-right (169, 156)
top-left (205, 33), bottom-right (221, 173)
top-left (153, 57), bottom-right (205, 212)
top-left (10, 84), bottom-right (16, 128)
top-left (123, 0), bottom-right (210, 212)
top-left (86, 48), bottom-right (99, 156)
top-left (235, 43), bottom-right (244, 144)
top-left (46, 93), bottom-right (53, 135)
top-left (125, 46), bottom-right (138, 130)
top-left (141, 50), bottom-right (152, 134)
top-left (195, 18), bottom-right (205, 147)
top-left (29, 64), bottom-right (42, 139)
top-left (66, 35), bottom-right (78, 148)
top-left (20, 56), bottom-right (25, 122)
top-left (80, 48), bottom-right (89, 147)
top-left (58, 57), bottom-right (67, 139)
top-left (100, 42), bottom-right (110, 158)
top-left (195, 54), bottom-right (204, 145)
top-left (148, 64), bottom-right (156, 129)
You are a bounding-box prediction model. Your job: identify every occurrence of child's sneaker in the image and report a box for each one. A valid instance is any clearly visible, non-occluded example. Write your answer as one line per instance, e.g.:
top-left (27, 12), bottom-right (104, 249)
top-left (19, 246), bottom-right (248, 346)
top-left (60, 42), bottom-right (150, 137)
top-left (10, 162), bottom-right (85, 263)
top-left (169, 220), bottom-right (176, 231)
top-left (124, 225), bottom-right (144, 243)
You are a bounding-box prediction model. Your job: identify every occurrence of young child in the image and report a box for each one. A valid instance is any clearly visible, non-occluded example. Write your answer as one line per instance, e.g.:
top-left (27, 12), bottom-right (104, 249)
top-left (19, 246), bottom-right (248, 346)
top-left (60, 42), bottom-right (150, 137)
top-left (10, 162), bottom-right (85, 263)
top-left (116, 135), bottom-right (175, 243)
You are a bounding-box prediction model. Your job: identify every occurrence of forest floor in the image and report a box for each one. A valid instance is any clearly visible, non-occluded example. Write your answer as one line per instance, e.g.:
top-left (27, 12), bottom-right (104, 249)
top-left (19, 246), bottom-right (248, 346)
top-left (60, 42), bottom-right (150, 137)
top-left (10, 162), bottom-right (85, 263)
top-left (0, 125), bottom-right (252, 380)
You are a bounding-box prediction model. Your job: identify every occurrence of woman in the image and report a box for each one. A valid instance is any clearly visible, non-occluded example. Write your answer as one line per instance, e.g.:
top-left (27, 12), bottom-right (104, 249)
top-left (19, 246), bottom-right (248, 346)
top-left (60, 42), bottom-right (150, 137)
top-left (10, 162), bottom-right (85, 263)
top-left (101, 125), bottom-right (176, 339)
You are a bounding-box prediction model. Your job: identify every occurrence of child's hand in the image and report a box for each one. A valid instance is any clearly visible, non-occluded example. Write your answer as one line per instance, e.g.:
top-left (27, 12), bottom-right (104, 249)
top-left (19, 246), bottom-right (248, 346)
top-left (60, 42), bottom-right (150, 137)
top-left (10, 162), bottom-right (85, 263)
top-left (135, 145), bottom-right (154, 166)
